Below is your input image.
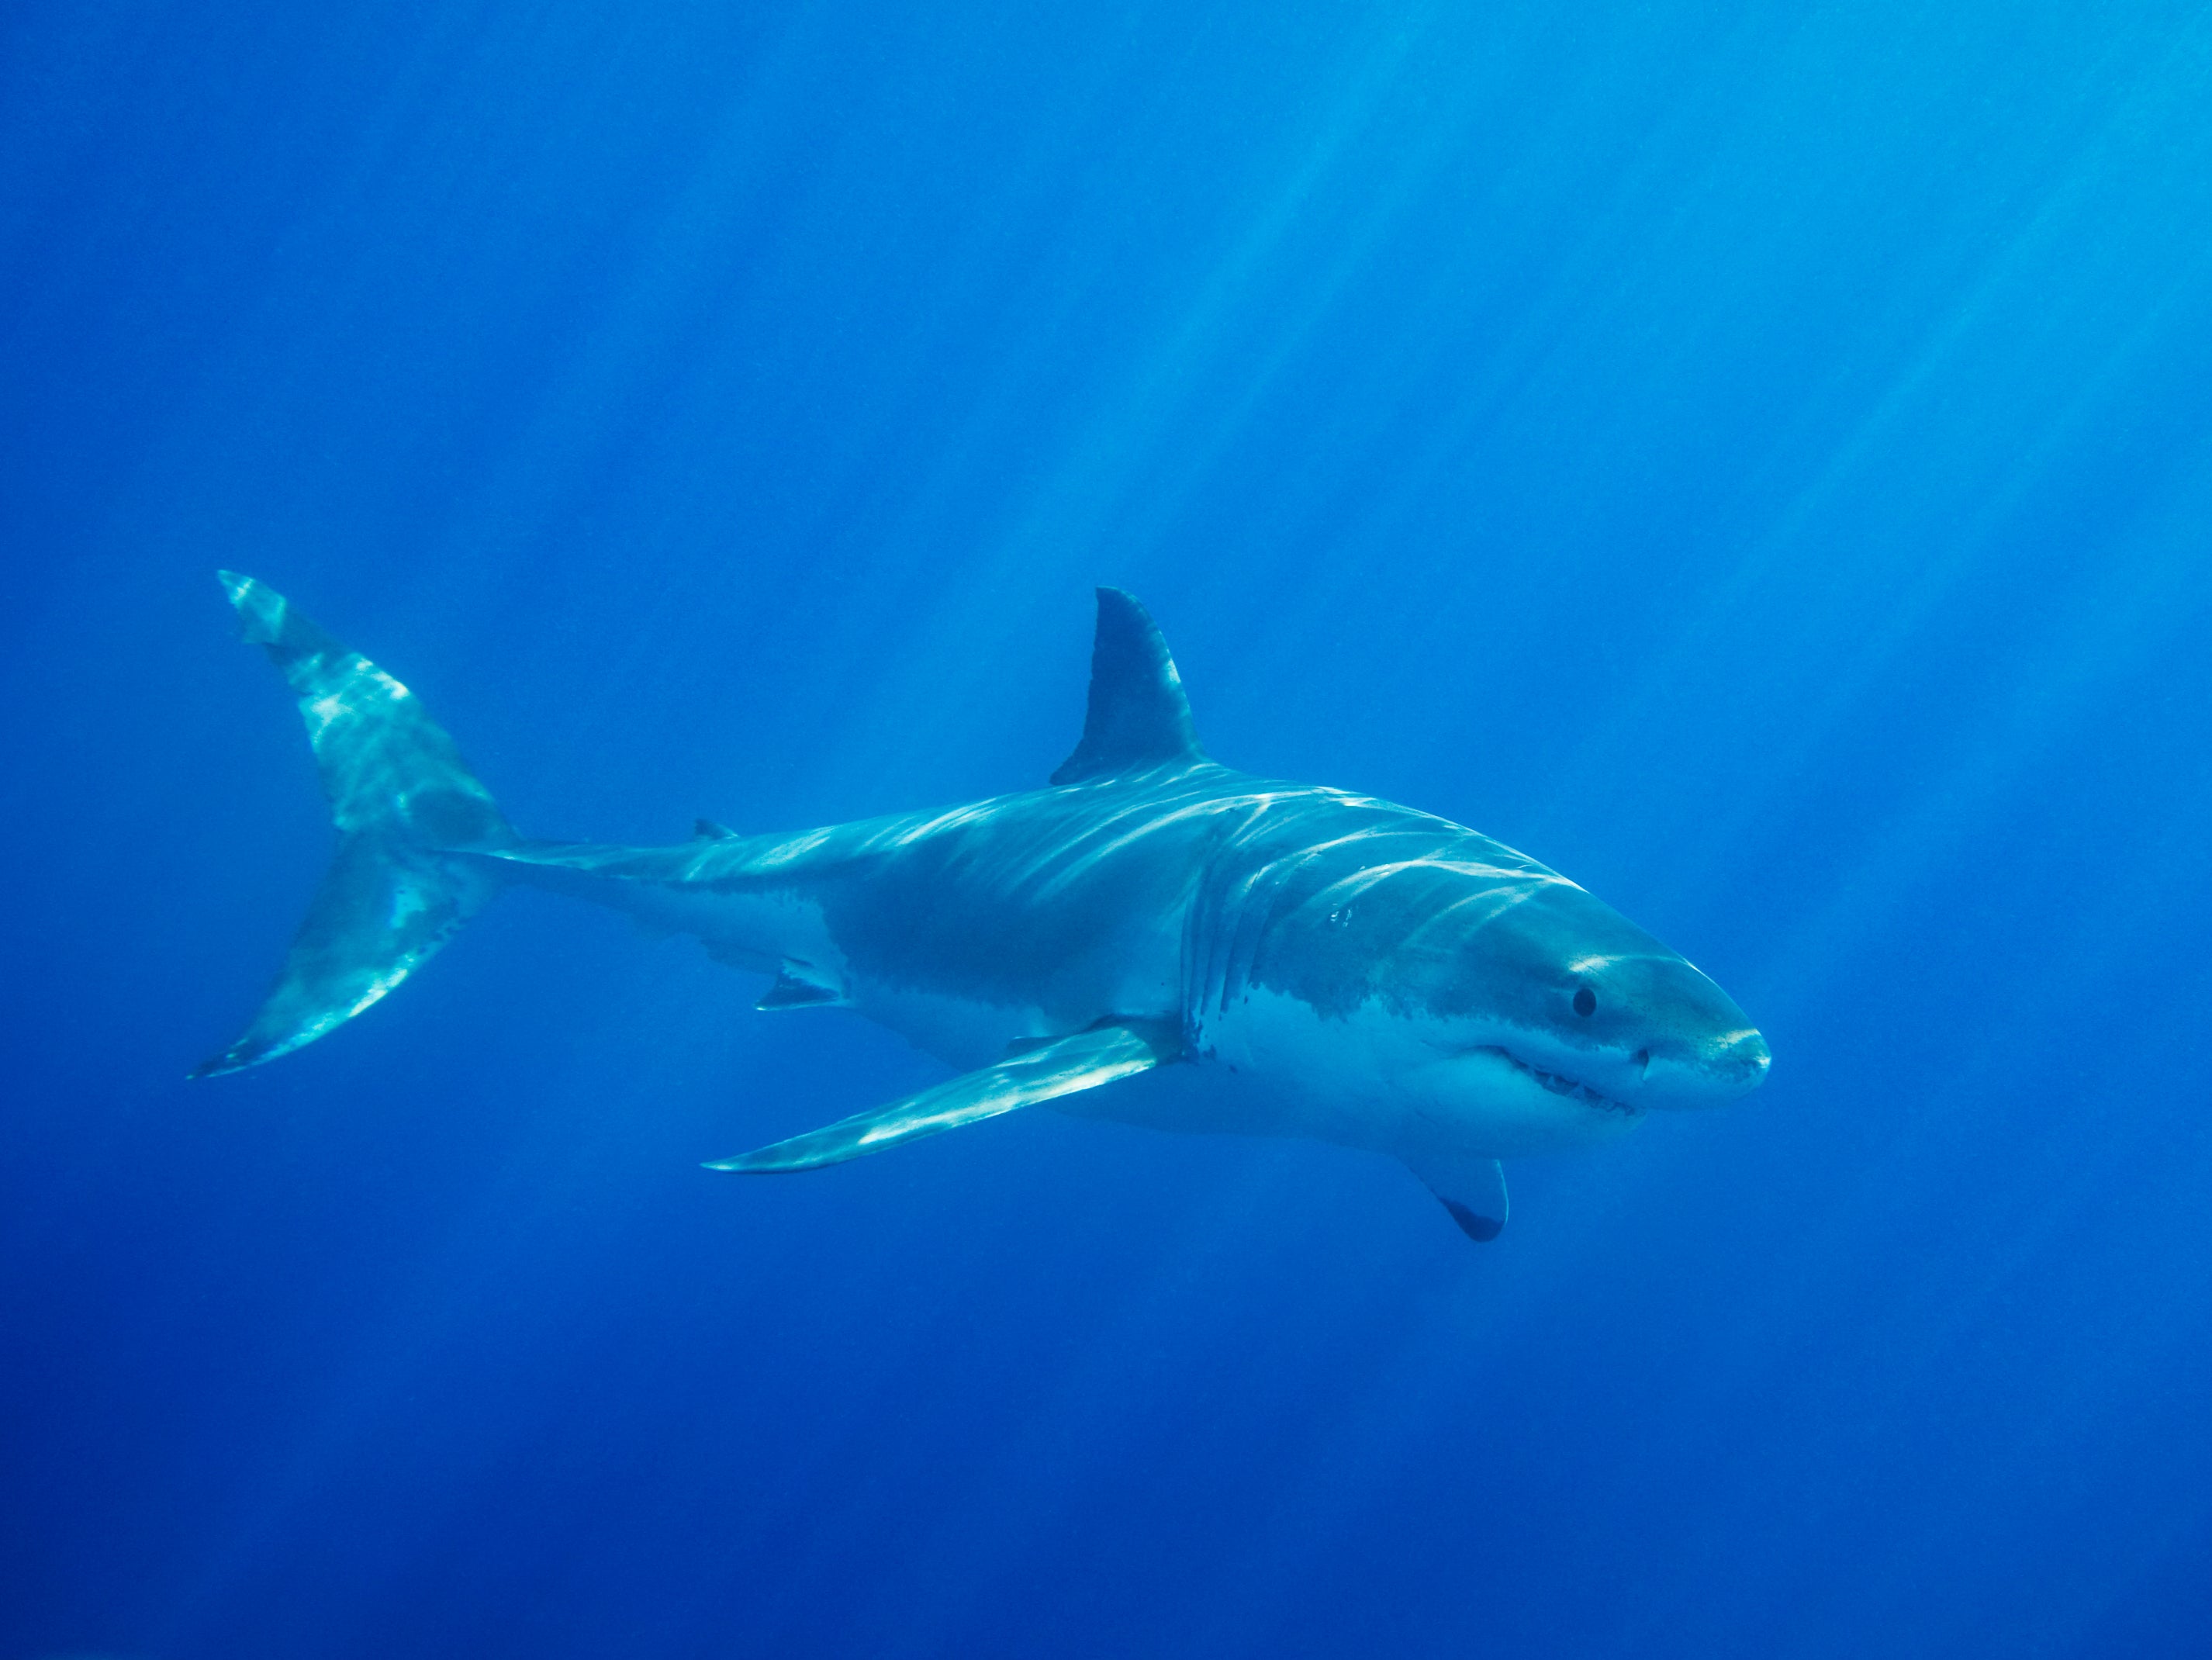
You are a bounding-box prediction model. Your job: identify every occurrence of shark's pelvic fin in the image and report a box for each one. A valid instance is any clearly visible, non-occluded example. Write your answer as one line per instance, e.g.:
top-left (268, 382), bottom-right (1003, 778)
top-left (705, 1018), bottom-right (1180, 1173)
top-left (193, 573), bottom-right (515, 1078)
top-left (755, 960), bottom-right (846, 1011)
top-left (1049, 589), bottom-right (1208, 785)
top-left (1400, 1146), bottom-right (1510, 1243)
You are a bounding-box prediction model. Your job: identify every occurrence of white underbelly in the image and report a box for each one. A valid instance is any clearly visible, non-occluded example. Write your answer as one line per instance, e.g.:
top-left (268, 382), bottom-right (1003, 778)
top-left (1155, 984), bottom-right (1643, 1158)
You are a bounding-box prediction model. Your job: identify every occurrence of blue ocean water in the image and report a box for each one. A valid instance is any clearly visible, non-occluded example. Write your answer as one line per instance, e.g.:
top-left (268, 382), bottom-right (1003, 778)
top-left (5, 1), bottom-right (2212, 1654)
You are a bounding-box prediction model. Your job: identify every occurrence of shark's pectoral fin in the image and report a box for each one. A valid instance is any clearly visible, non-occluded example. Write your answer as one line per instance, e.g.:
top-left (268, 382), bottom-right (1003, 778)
top-left (755, 960), bottom-right (846, 1011)
top-left (706, 1018), bottom-right (1179, 1174)
top-left (1399, 1146), bottom-right (1509, 1242)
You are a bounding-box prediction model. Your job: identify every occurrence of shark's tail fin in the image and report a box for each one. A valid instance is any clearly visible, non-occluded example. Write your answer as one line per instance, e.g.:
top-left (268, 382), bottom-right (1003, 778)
top-left (193, 572), bottom-right (516, 1078)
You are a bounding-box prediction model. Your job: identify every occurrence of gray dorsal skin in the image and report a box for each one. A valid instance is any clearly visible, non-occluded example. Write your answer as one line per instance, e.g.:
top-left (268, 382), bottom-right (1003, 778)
top-left (199, 575), bottom-right (1772, 1242)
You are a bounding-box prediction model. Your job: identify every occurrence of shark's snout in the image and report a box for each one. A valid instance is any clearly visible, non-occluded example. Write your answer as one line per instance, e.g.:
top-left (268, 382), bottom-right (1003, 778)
top-left (1641, 1026), bottom-right (1769, 1108)
top-left (1725, 1028), bottom-right (1773, 1089)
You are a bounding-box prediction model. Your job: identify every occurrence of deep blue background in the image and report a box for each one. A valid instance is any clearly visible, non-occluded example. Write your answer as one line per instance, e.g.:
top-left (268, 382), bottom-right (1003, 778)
top-left (5, 2), bottom-right (2212, 1655)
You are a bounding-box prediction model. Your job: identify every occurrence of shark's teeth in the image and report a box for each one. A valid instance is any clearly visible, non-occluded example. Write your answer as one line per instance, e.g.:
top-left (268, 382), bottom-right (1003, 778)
top-left (1479, 1046), bottom-right (1639, 1116)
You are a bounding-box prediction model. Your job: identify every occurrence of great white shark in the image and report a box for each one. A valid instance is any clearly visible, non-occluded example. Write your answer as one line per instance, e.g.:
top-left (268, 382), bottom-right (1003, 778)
top-left (198, 575), bottom-right (1769, 1240)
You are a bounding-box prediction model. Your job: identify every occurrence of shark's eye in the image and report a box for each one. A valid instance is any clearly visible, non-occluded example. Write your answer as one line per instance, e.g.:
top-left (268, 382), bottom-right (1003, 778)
top-left (1573, 986), bottom-right (1597, 1017)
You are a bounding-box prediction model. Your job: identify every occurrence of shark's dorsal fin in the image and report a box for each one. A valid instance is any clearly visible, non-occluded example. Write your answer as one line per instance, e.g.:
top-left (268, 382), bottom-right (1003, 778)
top-left (1051, 589), bottom-right (1208, 786)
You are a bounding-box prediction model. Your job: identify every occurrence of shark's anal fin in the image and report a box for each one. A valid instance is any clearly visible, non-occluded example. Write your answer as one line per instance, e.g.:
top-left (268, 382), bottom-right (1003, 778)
top-left (707, 1018), bottom-right (1180, 1173)
top-left (755, 960), bottom-right (846, 1011)
top-left (1400, 1146), bottom-right (1509, 1243)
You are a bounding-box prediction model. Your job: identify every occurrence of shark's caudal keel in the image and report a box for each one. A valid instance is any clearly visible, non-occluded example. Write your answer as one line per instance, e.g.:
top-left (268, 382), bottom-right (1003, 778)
top-left (200, 575), bottom-right (1769, 1242)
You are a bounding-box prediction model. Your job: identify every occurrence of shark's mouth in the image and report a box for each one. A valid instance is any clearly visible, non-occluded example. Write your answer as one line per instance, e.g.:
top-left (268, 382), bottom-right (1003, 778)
top-left (1478, 1046), bottom-right (1640, 1118)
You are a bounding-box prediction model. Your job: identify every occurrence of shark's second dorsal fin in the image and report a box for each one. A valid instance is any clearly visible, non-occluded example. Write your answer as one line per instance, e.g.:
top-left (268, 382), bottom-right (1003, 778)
top-left (1050, 589), bottom-right (1208, 786)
